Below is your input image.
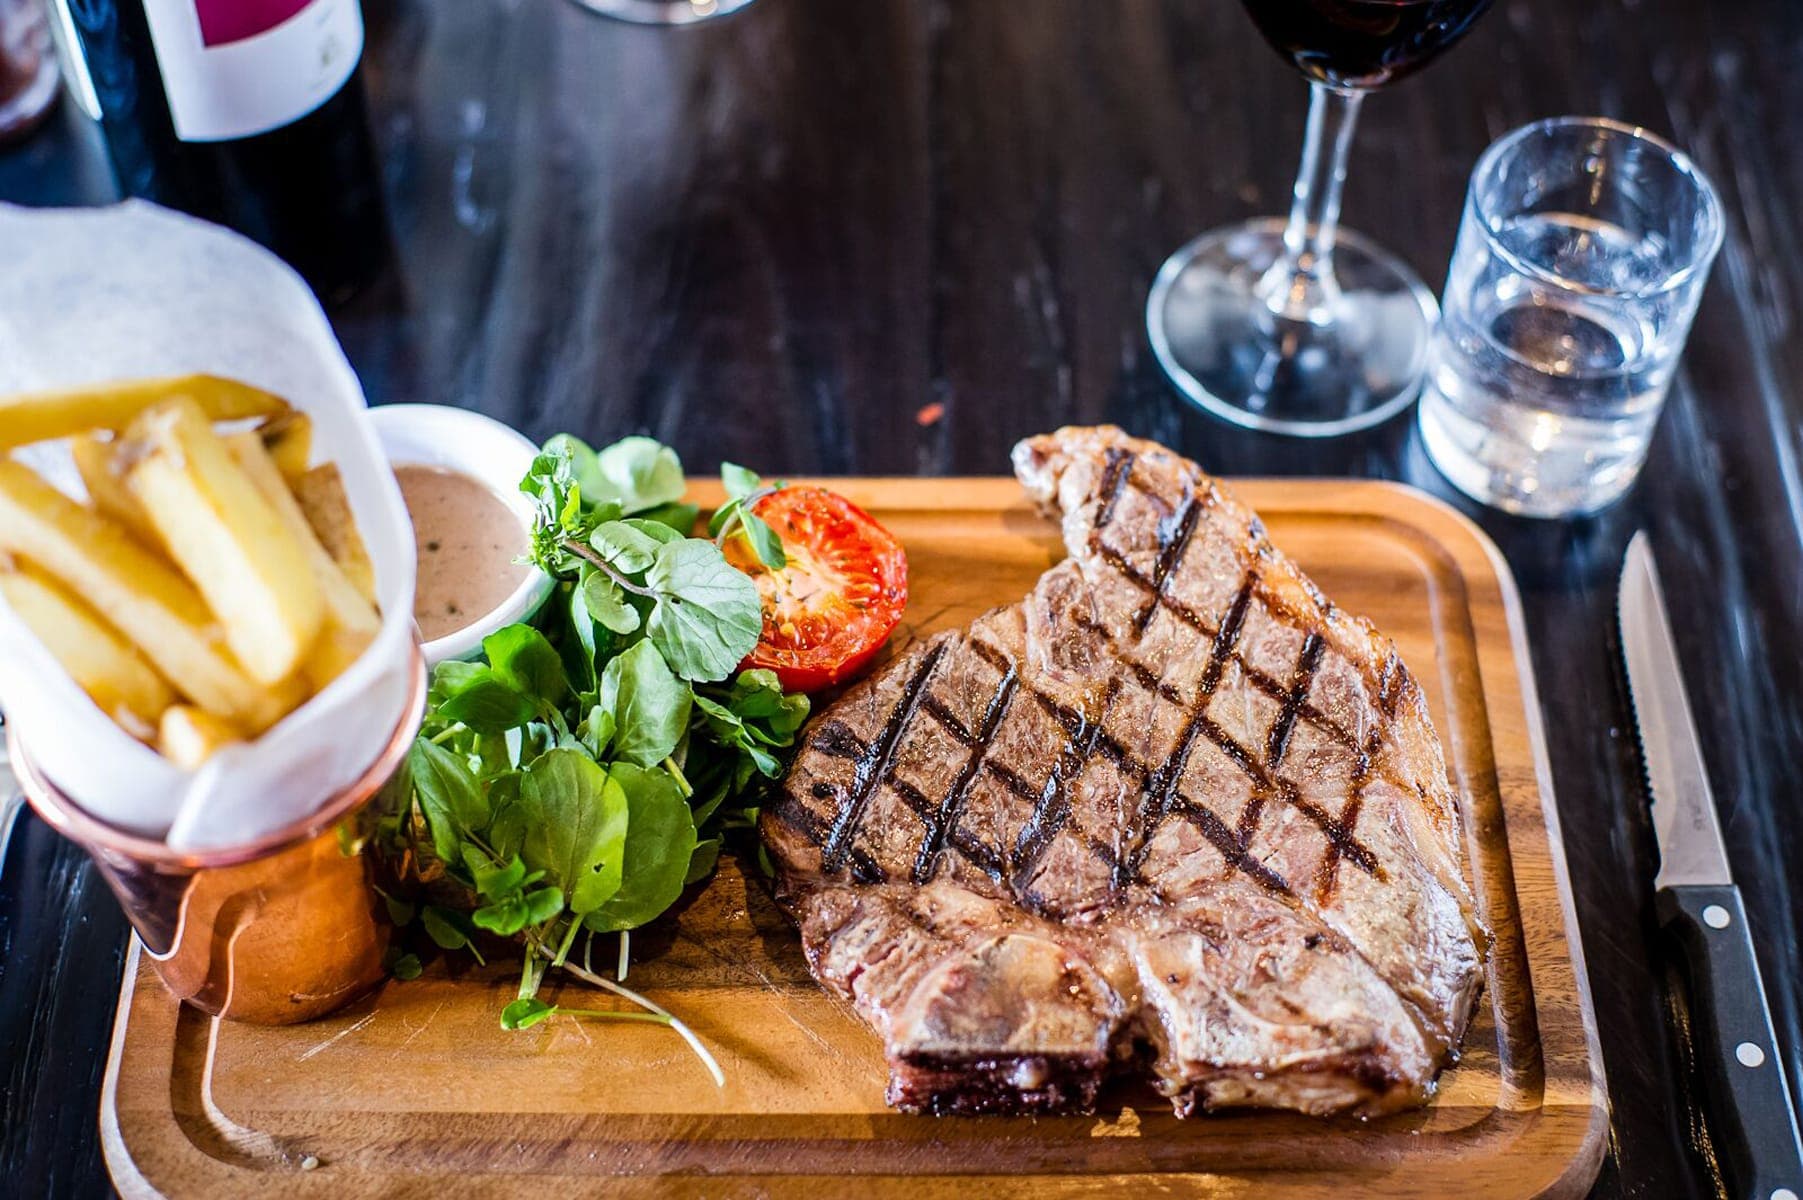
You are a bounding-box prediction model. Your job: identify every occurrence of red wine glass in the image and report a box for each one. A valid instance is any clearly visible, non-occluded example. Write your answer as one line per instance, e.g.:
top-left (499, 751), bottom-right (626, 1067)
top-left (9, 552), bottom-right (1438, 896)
top-left (1147, 0), bottom-right (1495, 437)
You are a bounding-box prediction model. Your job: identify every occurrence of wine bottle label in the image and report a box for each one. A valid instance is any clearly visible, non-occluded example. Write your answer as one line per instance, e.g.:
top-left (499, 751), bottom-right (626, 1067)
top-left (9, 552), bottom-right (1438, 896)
top-left (140, 0), bottom-right (364, 142)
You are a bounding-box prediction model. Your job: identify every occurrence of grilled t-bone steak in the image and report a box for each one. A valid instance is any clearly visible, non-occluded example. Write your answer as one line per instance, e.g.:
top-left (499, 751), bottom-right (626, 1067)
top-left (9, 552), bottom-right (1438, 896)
top-left (762, 427), bottom-right (1488, 1118)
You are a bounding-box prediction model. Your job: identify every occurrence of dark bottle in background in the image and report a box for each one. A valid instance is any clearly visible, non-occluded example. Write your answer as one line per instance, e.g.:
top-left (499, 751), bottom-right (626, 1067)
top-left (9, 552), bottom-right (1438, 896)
top-left (52, 0), bottom-right (390, 304)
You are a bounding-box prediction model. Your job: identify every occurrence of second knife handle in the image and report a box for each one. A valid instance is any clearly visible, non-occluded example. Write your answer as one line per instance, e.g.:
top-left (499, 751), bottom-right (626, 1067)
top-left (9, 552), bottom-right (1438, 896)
top-left (1659, 884), bottom-right (1803, 1200)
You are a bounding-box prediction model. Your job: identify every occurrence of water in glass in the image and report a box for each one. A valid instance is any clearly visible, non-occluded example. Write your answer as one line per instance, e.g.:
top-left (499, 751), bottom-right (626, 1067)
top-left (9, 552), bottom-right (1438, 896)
top-left (1420, 119), bottom-right (1723, 516)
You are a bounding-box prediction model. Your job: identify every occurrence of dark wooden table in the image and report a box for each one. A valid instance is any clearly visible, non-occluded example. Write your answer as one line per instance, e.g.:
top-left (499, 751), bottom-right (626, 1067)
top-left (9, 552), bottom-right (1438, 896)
top-left (4, 1), bottom-right (1800, 1195)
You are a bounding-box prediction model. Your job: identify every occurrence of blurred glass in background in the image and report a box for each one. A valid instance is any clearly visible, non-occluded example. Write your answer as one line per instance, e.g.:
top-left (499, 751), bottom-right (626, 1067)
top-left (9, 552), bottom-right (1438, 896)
top-left (567, 0), bottom-right (757, 25)
top-left (0, 0), bottom-right (57, 144)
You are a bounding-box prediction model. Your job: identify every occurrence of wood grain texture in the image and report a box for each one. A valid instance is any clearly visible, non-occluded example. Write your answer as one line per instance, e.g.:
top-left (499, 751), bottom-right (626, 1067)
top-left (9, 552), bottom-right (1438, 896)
top-left (6, 2), bottom-right (1803, 1197)
top-left (99, 479), bottom-right (1606, 1198)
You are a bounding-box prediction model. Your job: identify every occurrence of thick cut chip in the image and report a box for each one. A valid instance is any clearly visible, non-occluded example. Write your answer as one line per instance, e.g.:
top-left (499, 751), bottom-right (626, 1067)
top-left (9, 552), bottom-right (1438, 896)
top-left (0, 461), bottom-right (294, 731)
top-left (0, 374), bottom-right (288, 451)
top-left (69, 433), bottom-right (161, 549)
top-left (0, 564), bottom-right (176, 740)
top-left (158, 705), bottom-right (243, 769)
top-left (124, 397), bottom-right (326, 687)
top-left (293, 462), bottom-right (376, 606)
top-left (225, 431), bottom-right (378, 689)
top-left (257, 411), bottom-right (314, 484)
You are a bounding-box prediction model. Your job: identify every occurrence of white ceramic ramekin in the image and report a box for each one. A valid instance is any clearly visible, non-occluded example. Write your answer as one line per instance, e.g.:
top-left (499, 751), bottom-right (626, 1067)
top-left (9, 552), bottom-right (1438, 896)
top-left (367, 404), bottom-right (555, 667)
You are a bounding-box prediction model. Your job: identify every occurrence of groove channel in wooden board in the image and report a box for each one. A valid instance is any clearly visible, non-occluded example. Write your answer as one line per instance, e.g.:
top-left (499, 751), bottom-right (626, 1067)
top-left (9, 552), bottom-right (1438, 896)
top-left (100, 478), bottom-right (1607, 1199)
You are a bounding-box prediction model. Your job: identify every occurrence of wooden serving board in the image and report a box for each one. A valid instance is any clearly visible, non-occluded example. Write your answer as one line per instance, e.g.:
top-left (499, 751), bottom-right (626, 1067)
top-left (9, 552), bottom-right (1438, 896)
top-left (100, 478), bottom-right (1607, 1199)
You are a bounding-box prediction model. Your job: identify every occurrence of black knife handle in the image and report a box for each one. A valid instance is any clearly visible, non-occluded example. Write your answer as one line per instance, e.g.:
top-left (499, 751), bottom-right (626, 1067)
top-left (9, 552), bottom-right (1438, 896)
top-left (1659, 884), bottom-right (1803, 1199)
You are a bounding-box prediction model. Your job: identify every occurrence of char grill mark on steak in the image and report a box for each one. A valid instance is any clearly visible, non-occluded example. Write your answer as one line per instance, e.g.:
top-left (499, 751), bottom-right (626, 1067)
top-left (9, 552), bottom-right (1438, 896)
top-left (1267, 633), bottom-right (1326, 766)
top-left (1115, 473), bottom-right (1399, 895)
top-left (1318, 652), bottom-right (1406, 904)
top-left (808, 720), bottom-right (867, 761)
top-left (772, 797), bottom-right (887, 885)
top-left (1116, 574), bottom-right (1254, 889)
top-left (1167, 796), bottom-right (1291, 894)
top-left (807, 551), bottom-right (1390, 908)
top-left (889, 776), bottom-right (1009, 881)
top-left (820, 642), bottom-right (948, 876)
top-left (1093, 447), bottom-right (1137, 531)
top-left (1036, 432), bottom-right (1479, 1040)
top-left (965, 612), bottom-right (1337, 908)
top-left (1132, 488), bottom-right (1207, 635)
top-left (765, 426), bottom-right (1487, 1119)
top-left (1010, 675), bottom-right (1125, 888)
top-left (1098, 564), bottom-right (1387, 901)
top-left (911, 663), bottom-right (1019, 884)
top-left (1085, 511), bottom-right (1406, 786)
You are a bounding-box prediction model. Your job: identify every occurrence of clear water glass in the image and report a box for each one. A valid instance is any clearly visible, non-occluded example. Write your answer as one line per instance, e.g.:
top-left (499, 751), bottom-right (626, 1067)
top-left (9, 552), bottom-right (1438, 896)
top-left (1419, 117), bottom-right (1724, 517)
top-left (566, 0), bottom-right (757, 24)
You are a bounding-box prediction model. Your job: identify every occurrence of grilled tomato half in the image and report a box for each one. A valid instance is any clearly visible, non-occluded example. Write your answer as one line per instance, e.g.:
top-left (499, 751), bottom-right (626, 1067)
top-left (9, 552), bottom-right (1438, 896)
top-left (724, 486), bottom-right (907, 692)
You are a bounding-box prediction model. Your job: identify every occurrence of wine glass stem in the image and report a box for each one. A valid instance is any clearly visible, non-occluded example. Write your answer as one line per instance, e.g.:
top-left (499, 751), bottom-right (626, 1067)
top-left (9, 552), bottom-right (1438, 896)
top-left (1263, 81), bottom-right (1365, 324)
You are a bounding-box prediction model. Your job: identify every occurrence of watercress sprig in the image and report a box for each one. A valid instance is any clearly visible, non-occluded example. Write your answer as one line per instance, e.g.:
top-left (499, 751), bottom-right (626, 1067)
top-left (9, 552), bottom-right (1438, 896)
top-left (709, 462), bottom-right (787, 570)
top-left (377, 435), bottom-right (809, 1084)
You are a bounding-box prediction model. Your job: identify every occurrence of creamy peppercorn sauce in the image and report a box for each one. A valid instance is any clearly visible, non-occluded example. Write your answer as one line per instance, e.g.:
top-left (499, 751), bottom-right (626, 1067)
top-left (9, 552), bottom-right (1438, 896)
top-left (393, 463), bottom-right (530, 642)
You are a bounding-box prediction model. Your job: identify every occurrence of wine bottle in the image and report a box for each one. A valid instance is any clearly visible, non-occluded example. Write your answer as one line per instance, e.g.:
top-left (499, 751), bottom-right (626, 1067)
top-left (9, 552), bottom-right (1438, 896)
top-left (51, 0), bottom-right (390, 303)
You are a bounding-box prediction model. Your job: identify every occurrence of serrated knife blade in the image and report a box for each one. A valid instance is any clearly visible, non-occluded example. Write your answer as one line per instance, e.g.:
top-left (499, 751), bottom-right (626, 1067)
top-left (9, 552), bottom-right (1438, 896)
top-left (1618, 531), bottom-right (1732, 889)
top-left (1619, 531), bottom-right (1803, 1196)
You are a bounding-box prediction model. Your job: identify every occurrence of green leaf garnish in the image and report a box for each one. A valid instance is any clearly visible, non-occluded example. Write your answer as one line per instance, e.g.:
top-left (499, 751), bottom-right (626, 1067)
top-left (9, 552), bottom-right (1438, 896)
top-left (520, 749), bottom-right (629, 916)
top-left (684, 838), bottom-right (722, 886)
top-left (584, 763), bottom-right (698, 933)
top-left (500, 997), bottom-right (558, 1030)
top-left (589, 519), bottom-right (678, 575)
top-left (421, 905), bottom-right (475, 951)
top-left (633, 501), bottom-right (701, 535)
top-left (483, 625), bottom-right (568, 707)
top-left (578, 436), bottom-right (686, 514)
top-left (738, 510), bottom-right (786, 571)
top-left (644, 540), bottom-right (762, 682)
top-left (408, 739), bottom-right (488, 860)
top-left (598, 640), bottom-right (691, 767)
top-left (431, 663), bottom-right (538, 733)
top-left (578, 569), bottom-right (641, 635)
top-left (384, 435), bottom-right (830, 1089)
top-left (720, 462), bottom-right (760, 499)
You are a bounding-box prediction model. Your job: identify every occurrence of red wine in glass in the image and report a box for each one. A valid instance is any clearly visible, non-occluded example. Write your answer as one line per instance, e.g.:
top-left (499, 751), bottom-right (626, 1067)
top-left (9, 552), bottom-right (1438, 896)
top-left (1146, 0), bottom-right (1495, 436)
top-left (1244, 0), bottom-right (1496, 90)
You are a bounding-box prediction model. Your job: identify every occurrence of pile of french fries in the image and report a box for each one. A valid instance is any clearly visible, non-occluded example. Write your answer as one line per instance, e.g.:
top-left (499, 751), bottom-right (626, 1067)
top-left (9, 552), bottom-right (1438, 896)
top-left (0, 375), bottom-right (379, 768)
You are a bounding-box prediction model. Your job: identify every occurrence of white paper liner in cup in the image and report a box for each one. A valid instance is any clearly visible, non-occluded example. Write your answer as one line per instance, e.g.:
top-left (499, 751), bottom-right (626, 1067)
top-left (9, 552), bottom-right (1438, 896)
top-left (0, 201), bottom-right (418, 850)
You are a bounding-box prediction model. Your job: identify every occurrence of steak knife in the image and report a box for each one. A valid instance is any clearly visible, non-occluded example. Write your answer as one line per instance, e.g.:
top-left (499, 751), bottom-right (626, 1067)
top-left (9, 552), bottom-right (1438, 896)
top-left (1619, 532), bottom-right (1803, 1199)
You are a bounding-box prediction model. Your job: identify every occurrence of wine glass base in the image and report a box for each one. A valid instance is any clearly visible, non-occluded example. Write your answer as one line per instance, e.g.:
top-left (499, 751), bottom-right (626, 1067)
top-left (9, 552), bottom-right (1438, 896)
top-left (1147, 217), bottom-right (1438, 438)
top-left (565, 0), bottom-right (757, 24)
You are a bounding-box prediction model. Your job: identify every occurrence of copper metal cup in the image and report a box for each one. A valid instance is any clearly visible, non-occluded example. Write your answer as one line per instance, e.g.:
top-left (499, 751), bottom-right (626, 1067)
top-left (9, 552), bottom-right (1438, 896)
top-left (11, 647), bottom-right (425, 1025)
